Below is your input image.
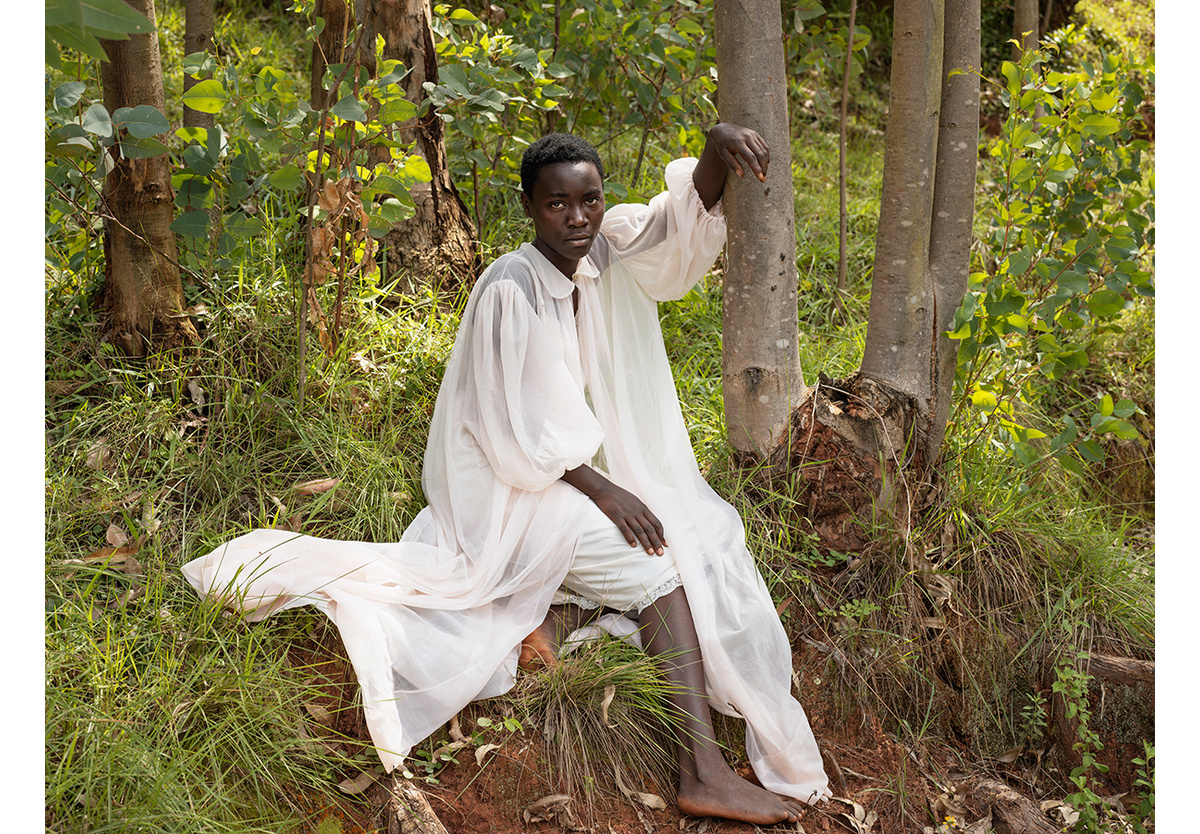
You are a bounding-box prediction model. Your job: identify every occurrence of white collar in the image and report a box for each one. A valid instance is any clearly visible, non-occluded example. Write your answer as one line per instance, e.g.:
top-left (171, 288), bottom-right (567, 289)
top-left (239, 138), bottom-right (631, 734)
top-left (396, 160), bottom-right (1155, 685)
top-left (519, 242), bottom-right (600, 299)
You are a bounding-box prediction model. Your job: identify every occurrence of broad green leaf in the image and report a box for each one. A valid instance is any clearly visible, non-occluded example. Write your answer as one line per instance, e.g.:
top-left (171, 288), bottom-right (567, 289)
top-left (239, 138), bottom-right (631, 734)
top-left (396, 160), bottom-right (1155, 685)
top-left (1077, 439), bottom-right (1104, 463)
top-left (170, 210), bottom-right (211, 240)
top-left (270, 165), bottom-right (306, 192)
top-left (330, 94), bottom-right (368, 123)
top-left (225, 212), bottom-right (264, 239)
top-left (112, 104), bottom-right (169, 138)
top-left (182, 144), bottom-right (216, 176)
top-left (173, 176), bottom-right (215, 210)
top-left (53, 81), bottom-right (88, 111)
top-left (81, 103), bottom-right (113, 138)
top-left (1099, 394), bottom-right (1114, 417)
top-left (1089, 88), bottom-right (1119, 111)
top-left (1080, 113), bottom-right (1121, 136)
top-left (1059, 456), bottom-right (1086, 477)
top-left (182, 79), bottom-right (228, 115)
top-left (969, 390), bottom-right (998, 412)
top-left (118, 133), bottom-right (170, 158)
top-left (1087, 289), bottom-right (1126, 318)
top-left (377, 97), bottom-right (417, 124)
top-left (448, 8), bottom-right (479, 23)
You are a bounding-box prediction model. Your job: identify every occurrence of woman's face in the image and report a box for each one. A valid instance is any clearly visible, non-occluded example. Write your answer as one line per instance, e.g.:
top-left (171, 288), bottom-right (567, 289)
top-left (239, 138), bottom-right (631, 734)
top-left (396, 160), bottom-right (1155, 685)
top-left (521, 160), bottom-right (606, 278)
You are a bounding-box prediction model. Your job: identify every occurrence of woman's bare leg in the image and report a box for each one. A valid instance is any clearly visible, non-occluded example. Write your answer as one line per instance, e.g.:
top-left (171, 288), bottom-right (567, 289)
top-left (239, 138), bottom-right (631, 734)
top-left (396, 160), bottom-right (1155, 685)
top-left (639, 586), bottom-right (803, 825)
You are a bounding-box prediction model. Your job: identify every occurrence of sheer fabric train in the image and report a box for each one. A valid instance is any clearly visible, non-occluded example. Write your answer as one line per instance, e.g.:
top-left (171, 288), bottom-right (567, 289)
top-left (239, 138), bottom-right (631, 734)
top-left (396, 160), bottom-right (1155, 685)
top-left (181, 158), bottom-right (830, 803)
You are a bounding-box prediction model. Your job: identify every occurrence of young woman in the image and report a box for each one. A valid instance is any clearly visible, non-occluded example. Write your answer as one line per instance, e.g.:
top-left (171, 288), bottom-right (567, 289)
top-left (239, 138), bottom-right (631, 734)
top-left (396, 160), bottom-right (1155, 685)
top-left (183, 125), bottom-right (829, 825)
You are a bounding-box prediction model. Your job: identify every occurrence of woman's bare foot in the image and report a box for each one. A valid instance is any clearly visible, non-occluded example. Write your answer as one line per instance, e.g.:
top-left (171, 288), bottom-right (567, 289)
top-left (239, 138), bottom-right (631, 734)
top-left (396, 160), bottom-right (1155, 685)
top-left (675, 763), bottom-right (800, 825)
top-left (518, 610), bottom-right (560, 669)
top-left (518, 603), bottom-right (604, 670)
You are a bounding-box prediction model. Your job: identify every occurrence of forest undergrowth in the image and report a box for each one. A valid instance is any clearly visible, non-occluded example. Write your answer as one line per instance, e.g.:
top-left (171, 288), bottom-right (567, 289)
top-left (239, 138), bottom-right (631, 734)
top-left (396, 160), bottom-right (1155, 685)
top-left (44, 2), bottom-right (1154, 832)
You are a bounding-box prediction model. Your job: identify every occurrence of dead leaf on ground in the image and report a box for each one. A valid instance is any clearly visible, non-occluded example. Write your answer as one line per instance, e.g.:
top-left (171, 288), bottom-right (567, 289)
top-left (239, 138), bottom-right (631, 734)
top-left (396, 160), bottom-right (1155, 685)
top-left (293, 478), bottom-right (341, 497)
top-left (337, 770), bottom-right (377, 795)
top-left (85, 438), bottom-right (113, 472)
top-left (600, 683), bottom-right (617, 727)
top-left (522, 793), bottom-right (573, 824)
top-left (105, 524), bottom-right (129, 548)
top-left (187, 379), bottom-right (206, 410)
top-left (830, 797), bottom-right (876, 833)
top-left (83, 545), bottom-right (144, 576)
top-left (474, 743), bottom-right (501, 767)
top-left (304, 703), bottom-right (335, 726)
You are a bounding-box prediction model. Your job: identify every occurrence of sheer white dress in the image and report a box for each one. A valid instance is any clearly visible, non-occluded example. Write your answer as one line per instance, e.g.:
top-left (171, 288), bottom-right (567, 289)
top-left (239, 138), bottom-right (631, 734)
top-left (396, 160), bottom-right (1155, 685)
top-left (181, 157), bottom-right (830, 803)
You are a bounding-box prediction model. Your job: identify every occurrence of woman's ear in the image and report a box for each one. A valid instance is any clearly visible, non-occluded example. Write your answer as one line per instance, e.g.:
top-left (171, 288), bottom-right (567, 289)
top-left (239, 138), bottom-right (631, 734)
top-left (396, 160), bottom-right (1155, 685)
top-left (520, 191), bottom-right (531, 217)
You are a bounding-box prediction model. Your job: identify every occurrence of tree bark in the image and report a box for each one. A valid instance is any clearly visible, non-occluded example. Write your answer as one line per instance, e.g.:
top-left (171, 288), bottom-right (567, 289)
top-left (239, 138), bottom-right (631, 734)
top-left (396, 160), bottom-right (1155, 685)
top-left (99, 0), bottom-right (198, 356)
top-left (183, 0), bottom-right (214, 131)
top-left (713, 0), bottom-right (806, 458)
top-left (858, 0), bottom-right (944, 407)
top-left (763, 1), bottom-right (980, 548)
top-left (382, 775), bottom-right (450, 834)
top-left (1013, 0), bottom-right (1039, 59)
top-left (925, 0), bottom-right (980, 462)
top-left (361, 0), bottom-right (478, 290)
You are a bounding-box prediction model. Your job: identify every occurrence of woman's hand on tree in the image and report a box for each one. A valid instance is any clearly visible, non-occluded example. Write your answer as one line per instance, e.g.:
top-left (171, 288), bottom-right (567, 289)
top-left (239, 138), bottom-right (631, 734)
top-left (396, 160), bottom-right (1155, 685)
top-left (692, 122), bottom-right (771, 209)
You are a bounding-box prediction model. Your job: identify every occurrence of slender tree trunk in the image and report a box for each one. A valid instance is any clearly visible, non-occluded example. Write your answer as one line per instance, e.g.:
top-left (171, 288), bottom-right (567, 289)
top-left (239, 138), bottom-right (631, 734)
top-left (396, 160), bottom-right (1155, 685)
top-left (1013, 0), bottom-right (1039, 58)
top-left (99, 0), bottom-right (198, 356)
top-left (713, 0), bottom-right (805, 458)
top-left (926, 0), bottom-right (980, 460)
top-left (858, 0), bottom-right (944, 405)
top-left (183, 0), bottom-right (214, 131)
top-left (836, 0), bottom-right (858, 302)
top-left (363, 0), bottom-right (478, 289)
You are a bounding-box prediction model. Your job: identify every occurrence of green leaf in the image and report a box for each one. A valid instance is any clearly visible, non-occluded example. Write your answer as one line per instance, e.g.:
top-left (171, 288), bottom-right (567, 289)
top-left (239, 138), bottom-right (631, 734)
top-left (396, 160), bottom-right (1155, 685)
top-left (118, 133), bottom-right (170, 158)
top-left (170, 210), bottom-right (211, 240)
top-left (225, 211), bottom-right (264, 239)
top-left (182, 79), bottom-right (228, 115)
top-left (377, 97), bottom-right (417, 124)
top-left (112, 104), bottom-right (169, 138)
top-left (270, 165), bottom-right (305, 192)
top-left (330, 94), bottom-right (368, 122)
top-left (969, 390), bottom-right (998, 412)
top-left (1080, 113), bottom-right (1121, 136)
top-left (53, 81), bottom-right (88, 111)
top-left (81, 103), bottom-right (113, 138)
top-left (1086, 289), bottom-right (1126, 318)
top-left (173, 176), bottom-right (215, 210)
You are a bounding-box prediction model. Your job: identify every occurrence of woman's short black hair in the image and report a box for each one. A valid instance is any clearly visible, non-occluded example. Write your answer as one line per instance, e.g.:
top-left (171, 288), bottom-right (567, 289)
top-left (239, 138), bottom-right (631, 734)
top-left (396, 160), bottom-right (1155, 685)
top-left (520, 133), bottom-right (605, 196)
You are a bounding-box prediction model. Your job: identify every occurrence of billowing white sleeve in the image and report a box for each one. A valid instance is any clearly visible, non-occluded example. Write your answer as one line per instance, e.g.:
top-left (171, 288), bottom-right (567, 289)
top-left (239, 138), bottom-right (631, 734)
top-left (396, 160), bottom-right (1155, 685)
top-left (462, 280), bottom-right (604, 492)
top-left (599, 156), bottom-right (728, 301)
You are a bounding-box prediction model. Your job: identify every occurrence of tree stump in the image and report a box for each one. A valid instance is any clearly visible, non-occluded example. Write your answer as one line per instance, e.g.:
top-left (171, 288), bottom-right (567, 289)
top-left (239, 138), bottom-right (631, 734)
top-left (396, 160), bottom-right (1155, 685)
top-left (969, 779), bottom-right (1059, 834)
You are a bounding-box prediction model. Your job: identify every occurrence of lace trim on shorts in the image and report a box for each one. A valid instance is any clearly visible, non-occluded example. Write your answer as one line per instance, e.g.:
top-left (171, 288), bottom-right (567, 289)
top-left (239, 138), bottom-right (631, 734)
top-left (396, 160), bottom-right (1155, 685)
top-left (629, 573), bottom-right (684, 614)
top-left (558, 592), bottom-right (603, 610)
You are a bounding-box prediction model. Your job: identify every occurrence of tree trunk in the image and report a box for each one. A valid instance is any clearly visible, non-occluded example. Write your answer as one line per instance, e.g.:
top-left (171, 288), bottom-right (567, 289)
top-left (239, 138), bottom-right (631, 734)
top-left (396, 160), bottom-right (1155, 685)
top-left (713, 0), bottom-right (806, 458)
top-left (183, 0), bottom-right (214, 131)
top-left (925, 0), bottom-right (981, 461)
top-left (1013, 0), bottom-right (1039, 59)
top-left (99, 0), bottom-right (198, 357)
top-left (361, 0), bottom-right (478, 290)
top-left (760, 0), bottom-right (979, 549)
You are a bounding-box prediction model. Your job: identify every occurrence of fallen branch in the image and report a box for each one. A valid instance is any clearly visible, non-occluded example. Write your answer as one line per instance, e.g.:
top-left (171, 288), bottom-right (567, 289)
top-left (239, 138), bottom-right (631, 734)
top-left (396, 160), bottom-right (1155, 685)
top-left (383, 775), bottom-right (449, 834)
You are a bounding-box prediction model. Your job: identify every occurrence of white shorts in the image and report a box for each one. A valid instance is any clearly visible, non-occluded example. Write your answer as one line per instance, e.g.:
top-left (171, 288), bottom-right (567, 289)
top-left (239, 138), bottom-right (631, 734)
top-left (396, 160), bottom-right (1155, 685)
top-left (551, 499), bottom-right (683, 614)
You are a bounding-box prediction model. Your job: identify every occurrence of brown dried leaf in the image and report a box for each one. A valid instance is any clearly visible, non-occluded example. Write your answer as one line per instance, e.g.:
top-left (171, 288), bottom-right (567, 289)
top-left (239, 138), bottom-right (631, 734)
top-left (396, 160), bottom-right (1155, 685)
top-left (522, 794), bottom-right (572, 824)
top-left (304, 703), bottom-right (334, 726)
top-left (105, 524), bottom-right (129, 548)
top-left (85, 438), bottom-right (113, 472)
top-left (474, 743), bottom-right (501, 767)
top-left (337, 770), bottom-right (377, 795)
top-left (600, 683), bottom-right (617, 727)
top-left (84, 545), bottom-right (143, 576)
top-left (294, 478), bottom-right (341, 497)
